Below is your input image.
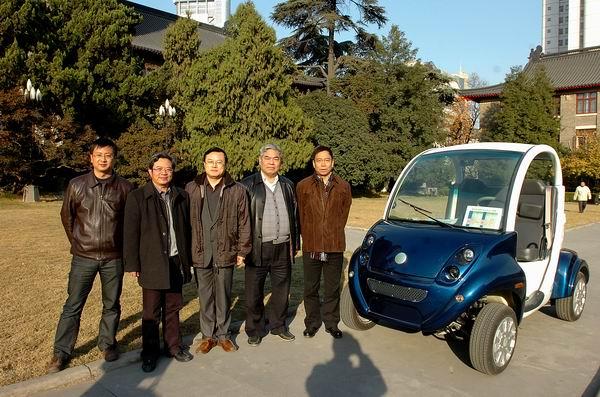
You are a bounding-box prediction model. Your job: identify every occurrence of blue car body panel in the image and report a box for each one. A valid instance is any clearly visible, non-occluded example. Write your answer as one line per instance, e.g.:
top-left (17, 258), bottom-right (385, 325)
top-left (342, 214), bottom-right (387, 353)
top-left (551, 249), bottom-right (589, 299)
top-left (348, 220), bottom-right (527, 333)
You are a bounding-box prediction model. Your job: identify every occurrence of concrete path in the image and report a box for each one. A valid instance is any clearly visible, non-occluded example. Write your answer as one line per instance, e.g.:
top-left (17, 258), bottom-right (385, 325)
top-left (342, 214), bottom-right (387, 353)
top-left (2, 225), bottom-right (599, 397)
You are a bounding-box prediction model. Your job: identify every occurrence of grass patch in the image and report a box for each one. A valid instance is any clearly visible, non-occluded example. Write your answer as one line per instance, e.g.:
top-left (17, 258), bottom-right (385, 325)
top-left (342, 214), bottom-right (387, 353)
top-left (0, 196), bottom-right (598, 386)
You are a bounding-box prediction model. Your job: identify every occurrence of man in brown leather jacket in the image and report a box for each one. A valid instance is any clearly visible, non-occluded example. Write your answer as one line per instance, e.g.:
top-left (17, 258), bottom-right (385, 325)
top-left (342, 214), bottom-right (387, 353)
top-left (47, 137), bottom-right (133, 373)
top-left (297, 146), bottom-right (352, 339)
top-left (186, 147), bottom-right (251, 354)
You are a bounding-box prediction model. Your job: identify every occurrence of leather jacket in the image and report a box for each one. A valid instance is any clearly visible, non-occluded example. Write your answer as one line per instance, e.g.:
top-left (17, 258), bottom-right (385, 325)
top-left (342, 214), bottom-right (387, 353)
top-left (185, 172), bottom-right (251, 268)
top-left (61, 171), bottom-right (133, 260)
top-left (240, 172), bottom-right (300, 266)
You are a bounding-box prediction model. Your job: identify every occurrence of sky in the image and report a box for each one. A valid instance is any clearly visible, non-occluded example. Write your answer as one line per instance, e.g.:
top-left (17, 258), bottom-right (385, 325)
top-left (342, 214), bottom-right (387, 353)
top-left (134, 0), bottom-right (542, 85)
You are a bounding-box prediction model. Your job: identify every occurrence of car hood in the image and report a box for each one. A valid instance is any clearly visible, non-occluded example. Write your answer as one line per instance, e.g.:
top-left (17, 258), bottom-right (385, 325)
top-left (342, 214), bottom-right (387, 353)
top-left (367, 221), bottom-right (507, 280)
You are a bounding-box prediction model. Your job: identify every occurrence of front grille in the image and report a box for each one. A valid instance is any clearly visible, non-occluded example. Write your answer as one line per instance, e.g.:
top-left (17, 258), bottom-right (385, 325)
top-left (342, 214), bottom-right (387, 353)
top-left (367, 278), bottom-right (428, 303)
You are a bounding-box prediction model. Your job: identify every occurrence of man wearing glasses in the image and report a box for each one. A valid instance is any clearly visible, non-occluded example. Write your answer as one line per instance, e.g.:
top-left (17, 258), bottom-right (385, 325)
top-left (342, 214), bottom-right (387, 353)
top-left (241, 143), bottom-right (300, 346)
top-left (48, 137), bottom-right (133, 373)
top-left (123, 152), bottom-right (194, 372)
top-left (186, 147), bottom-right (251, 354)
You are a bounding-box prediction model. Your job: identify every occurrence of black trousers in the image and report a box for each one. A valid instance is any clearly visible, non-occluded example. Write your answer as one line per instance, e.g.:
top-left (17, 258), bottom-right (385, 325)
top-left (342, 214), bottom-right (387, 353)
top-left (245, 241), bottom-right (291, 337)
top-left (578, 201), bottom-right (588, 213)
top-left (141, 257), bottom-right (183, 360)
top-left (303, 253), bottom-right (343, 330)
top-left (195, 264), bottom-right (234, 340)
top-left (53, 255), bottom-right (123, 359)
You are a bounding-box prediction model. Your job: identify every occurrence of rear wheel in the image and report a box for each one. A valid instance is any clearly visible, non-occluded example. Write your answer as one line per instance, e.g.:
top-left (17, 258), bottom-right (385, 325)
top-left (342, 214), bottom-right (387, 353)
top-left (555, 271), bottom-right (587, 321)
top-left (340, 284), bottom-right (375, 331)
top-left (469, 303), bottom-right (517, 375)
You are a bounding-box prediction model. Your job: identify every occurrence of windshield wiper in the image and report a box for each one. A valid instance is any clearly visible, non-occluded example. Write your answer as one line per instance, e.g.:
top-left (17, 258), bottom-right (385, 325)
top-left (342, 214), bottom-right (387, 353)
top-left (397, 198), bottom-right (456, 229)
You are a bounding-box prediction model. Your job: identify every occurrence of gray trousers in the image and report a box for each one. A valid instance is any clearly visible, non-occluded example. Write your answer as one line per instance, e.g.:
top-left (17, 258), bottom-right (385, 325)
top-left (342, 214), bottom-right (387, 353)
top-left (195, 265), bottom-right (234, 340)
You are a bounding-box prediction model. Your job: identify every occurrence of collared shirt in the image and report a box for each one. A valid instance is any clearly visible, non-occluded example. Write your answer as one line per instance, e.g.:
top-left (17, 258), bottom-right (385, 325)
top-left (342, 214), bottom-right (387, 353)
top-left (156, 186), bottom-right (178, 257)
top-left (261, 171), bottom-right (279, 192)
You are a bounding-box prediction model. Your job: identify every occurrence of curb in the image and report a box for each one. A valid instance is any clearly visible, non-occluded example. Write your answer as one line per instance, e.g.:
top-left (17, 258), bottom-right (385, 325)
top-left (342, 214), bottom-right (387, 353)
top-left (0, 308), bottom-right (305, 397)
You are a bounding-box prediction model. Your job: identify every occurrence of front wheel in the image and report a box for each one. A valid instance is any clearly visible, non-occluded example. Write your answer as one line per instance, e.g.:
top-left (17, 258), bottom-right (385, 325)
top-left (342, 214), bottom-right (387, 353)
top-left (469, 303), bottom-right (517, 375)
top-left (555, 271), bottom-right (587, 321)
top-left (340, 284), bottom-right (375, 331)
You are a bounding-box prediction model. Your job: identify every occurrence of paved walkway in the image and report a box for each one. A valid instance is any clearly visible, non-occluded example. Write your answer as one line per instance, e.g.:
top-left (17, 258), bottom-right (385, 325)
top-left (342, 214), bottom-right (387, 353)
top-left (2, 225), bottom-right (599, 397)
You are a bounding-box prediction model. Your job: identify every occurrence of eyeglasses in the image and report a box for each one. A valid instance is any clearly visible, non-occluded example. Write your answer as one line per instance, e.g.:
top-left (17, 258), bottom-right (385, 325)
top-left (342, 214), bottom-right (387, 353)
top-left (205, 160), bottom-right (224, 167)
top-left (152, 167), bottom-right (173, 174)
top-left (314, 158), bottom-right (332, 164)
top-left (93, 154), bottom-right (114, 160)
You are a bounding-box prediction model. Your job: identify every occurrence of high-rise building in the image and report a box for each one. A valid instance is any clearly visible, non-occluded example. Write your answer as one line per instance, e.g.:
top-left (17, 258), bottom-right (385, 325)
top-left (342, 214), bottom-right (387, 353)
top-left (542, 0), bottom-right (600, 54)
top-left (173, 0), bottom-right (231, 28)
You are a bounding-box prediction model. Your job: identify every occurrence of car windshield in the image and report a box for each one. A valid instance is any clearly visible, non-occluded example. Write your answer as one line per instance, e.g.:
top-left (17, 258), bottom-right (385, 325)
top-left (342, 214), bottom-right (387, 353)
top-left (387, 149), bottom-right (522, 231)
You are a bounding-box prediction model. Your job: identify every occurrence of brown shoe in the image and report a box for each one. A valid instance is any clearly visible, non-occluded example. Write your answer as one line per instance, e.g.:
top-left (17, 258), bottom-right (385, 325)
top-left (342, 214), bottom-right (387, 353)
top-left (218, 338), bottom-right (238, 352)
top-left (46, 355), bottom-right (67, 374)
top-left (103, 345), bottom-right (119, 362)
top-left (196, 338), bottom-right (217, 354)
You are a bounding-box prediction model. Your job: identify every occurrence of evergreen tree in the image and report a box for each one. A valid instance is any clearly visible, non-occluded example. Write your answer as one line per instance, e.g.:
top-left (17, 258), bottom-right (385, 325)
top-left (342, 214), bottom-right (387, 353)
top-left (271, 0), bottom-right (387, 96)
top-left (0, 0), bottom-right (143, 135)
top-left (481, 66), bottom-right (560, 148)
top-left (178, 2), bottom-right (313, 179)
top-left (337, 26), bottom-right (453, 183)
top-left (296, 92), bottom-right (383, 190)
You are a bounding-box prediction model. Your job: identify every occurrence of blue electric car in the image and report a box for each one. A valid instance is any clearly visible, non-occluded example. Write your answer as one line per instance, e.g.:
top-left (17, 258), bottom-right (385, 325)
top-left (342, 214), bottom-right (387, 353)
top-left (342, 143), bottom-right (589, 375)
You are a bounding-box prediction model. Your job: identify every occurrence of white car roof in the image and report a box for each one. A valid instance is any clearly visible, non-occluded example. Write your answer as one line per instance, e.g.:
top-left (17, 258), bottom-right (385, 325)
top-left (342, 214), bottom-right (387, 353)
top-left (424, 142), bottom-right (536, 155)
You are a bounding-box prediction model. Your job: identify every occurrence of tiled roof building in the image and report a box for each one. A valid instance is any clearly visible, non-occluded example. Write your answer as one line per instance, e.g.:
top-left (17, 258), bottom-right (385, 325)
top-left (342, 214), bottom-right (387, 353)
top-left (460, 45), bottom-right (600, 149)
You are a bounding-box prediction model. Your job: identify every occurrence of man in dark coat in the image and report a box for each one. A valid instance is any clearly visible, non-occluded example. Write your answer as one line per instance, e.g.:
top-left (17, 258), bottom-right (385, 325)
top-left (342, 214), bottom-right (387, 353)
top-left (48, 137), bottom-right (132, 373)
top-left (240, 143), bottom-right (300, 346)
top-left (124, 152), bottom-right (193, 373)
top-left (297, 146), bottom-right (352, 339)
top-left (186, 147), bottom-right (251, 354)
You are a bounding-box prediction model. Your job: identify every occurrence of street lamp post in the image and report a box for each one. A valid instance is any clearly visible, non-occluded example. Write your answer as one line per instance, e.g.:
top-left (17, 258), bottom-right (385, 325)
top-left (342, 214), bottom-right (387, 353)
top-left (22, 78), bottom-right (42, 203)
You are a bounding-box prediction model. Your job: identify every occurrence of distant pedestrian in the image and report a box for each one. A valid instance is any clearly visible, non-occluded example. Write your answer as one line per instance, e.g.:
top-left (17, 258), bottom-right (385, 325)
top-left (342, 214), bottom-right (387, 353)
top-left (297, 146), bottom-right (352, 339)
top-left (574, 181), bottom-right (592, 213)
top-left (186, 147), bottom-right (251, 354)
top-left (47, 137), bottom-right (133, 374)
top-left (241, 143), bottom-right (300, 346)
top-left (123, 152), bottom-right (194, 373)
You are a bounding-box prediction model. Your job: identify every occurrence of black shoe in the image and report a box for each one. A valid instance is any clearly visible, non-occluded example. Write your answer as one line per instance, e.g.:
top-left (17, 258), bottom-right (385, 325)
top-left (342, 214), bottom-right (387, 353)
top-left (325, 327), bottom-right (343, 339)
top-left (172, 350), bottom-right (193, 362)
top-left (275, 330), bottom-right (296, 341)
top-left (103, 345), bottom-right (119, 362)
top-left (142, 358), bottom-right (157, 373)
top-left (303, 328), bottom-right (317, 338)
top-left (247, 336), bottom-right (262, 346)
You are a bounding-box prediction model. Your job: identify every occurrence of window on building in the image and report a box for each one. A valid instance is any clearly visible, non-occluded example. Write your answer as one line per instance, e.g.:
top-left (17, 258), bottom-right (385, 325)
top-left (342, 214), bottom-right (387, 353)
top-left (559, 28), bottom-right (563, 34)
top-left (559, 39), bottom-right (563, 46)
top-left (547, 17), bottom-right (551, 21)
top-left (559, 17), bottom-right (563, 23)
top-left (547, 40), bottom-right (551, 45)
top-left (559, 5), bottom-right (564, 12)
top-left (576, 93), bottom-right (598, 114)
top-left (548, 28), bottom-right (552, 33)
top-left (547, 6), bottom-right (551, 10)
top-left (553, 96), bottom-right (561, 116)
top-left (574, 129), bottom-right (596, 149)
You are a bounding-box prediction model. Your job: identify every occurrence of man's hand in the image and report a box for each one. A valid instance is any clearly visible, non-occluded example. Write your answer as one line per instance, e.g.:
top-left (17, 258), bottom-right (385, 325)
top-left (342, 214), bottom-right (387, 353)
top-left (236, 256), bottom-right (245, 269)
top-left (127, 271), bottom-right (140, 277)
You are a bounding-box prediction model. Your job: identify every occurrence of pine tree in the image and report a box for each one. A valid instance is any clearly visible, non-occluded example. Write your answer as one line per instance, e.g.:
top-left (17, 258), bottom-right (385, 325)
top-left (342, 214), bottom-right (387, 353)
top-left (177, 2), bottom-right (313, 178)
top-left (481, 66), bottom-right (560, 148)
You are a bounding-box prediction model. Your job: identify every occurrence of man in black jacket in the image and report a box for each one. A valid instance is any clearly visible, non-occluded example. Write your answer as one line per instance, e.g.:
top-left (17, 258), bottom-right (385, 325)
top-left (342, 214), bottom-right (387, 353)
top-left (48, 137), bottom-right (132, 374)
top-left (123, 152), bottom-right (193, 373)
top-left (240, 143), bottom-right (300, 346)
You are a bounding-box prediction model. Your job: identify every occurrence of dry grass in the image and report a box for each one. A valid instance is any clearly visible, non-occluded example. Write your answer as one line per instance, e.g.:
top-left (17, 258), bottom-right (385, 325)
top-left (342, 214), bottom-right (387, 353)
top-left (0, 196), bottom-right (598, 386)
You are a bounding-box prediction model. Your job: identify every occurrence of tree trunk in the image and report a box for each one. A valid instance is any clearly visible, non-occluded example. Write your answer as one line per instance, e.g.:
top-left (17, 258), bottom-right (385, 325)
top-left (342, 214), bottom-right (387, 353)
top-left (327, 23), bottom-right (335, 96)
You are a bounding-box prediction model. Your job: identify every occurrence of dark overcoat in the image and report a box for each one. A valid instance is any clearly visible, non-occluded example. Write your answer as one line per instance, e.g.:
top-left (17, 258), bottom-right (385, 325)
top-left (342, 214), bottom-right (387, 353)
top-left (123, 182), bottom-right (192, 289)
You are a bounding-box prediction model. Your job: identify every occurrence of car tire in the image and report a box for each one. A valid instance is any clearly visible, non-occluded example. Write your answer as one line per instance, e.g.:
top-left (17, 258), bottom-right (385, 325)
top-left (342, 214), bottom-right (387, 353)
top-left (555, 271), bottom-right (587, 322)
top-left (340, 284), bottom-right (375, 331)
top-left (469, 303), bottom-right (517, 375)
